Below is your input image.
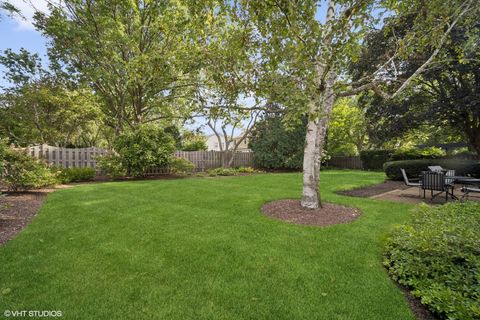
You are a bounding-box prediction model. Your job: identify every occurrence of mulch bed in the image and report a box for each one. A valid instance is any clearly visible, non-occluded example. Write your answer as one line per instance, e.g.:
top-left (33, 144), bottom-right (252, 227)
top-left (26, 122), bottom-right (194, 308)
top-left (0, 191), bottom-right (48, 246)
top-left (261, 199), bottom-right (361, 226)
top-left (337, 180), bottom-right (409, 198)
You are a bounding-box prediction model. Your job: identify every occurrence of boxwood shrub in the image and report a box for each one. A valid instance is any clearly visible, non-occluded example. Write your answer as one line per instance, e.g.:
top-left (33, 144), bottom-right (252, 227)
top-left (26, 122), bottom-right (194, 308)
top-left (383, 159), bottom-right (480, 180)
top-left (384, 202), bottom-right (480, 320)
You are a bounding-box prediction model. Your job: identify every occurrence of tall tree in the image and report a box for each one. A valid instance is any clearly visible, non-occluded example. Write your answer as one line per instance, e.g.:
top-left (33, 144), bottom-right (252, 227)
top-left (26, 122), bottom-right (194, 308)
top-left (34, 0), bottom-right (202, 131)
top-left (0, 49), bottom-right (102, 147)
top-left (357, 19), bottom-right (480, 154)
top-left (226, 0), bottom-right (475, 208)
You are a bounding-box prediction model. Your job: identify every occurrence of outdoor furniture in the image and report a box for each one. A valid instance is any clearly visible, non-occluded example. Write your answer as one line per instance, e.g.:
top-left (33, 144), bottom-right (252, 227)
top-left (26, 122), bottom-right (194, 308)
top-left (461, 186), bottom-right (480, 200)
top-left (401, 168), bottom-right (421, 195)
top-left (445, 169), bottom-right (456, 186)
top-left (428, 165), bottom-right (445, 172)
top-left (421, 171), bottom-right (454, 201)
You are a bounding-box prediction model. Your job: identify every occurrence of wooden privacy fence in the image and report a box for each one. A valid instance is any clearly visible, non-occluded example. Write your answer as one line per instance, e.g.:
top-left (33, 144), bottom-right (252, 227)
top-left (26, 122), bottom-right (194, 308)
top-left (26, 145), bottom-right (108, 169)
top-left (327, 156), bottom-right (363, 169)
top-left (25, 145), bottom-right (254, 173)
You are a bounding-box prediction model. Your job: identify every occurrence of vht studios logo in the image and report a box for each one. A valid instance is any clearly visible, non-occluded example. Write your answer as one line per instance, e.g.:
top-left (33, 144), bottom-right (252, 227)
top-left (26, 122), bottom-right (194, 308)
top-left (3, 310), bottom-right (63, 318)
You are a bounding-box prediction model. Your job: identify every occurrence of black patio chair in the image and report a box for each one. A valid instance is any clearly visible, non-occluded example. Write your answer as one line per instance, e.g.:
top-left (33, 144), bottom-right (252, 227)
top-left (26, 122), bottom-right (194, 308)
top-left (421, 171), bottom-right (454, 201)
top-left (400, 168), bottom-right (421, 196)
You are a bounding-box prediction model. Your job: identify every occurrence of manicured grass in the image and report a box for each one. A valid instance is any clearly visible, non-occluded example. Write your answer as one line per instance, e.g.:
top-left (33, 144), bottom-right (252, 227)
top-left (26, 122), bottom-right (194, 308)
top-left (0, 171), bottom-right (415, 319)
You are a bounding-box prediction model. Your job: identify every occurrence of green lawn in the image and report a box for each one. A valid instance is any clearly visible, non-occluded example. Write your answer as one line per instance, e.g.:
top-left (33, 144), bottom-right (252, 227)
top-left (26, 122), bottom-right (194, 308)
top-left (0, 171), bottom-right (416, 320)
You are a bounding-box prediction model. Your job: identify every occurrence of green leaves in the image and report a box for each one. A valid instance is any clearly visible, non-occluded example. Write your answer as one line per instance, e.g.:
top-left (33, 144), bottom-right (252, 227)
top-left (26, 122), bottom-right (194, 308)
top-left (384, 202), bottom-right (480, 319)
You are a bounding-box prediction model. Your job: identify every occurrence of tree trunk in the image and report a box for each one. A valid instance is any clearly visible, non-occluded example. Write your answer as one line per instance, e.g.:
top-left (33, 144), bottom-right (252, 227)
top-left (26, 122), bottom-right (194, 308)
top-left (301, 70), bottom-right (337, 208)
top-left (300, 0), bottom-right (336, 209)
top-left (301, 104), bottom-right (322, 208)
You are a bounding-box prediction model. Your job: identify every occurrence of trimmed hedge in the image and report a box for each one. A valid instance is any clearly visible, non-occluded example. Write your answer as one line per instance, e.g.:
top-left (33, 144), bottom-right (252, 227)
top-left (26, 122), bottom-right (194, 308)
top-left (360, 149), bottom-right (393, 170)
top-left (383, 159), bottom-right (480, 180)
top-left (384, 202), bottom-right (480, 320)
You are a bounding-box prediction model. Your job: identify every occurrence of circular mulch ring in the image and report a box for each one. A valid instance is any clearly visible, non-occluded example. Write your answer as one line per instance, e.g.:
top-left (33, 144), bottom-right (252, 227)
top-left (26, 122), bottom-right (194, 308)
top-left (261, 199), bottom-right (361, 227)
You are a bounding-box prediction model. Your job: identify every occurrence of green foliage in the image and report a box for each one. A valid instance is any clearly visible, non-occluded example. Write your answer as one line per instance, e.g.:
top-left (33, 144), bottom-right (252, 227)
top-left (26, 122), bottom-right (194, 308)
top-left (207, 167), bottom-right (239, 176)
top-left (236, 166), bottom-right (258, 173)
top-left (206, 166), bottom-right (260, 176)
top-left (1, 149), bottom-right (58, 191)
top-left (96, 154), bottom-right (126, 180)
top-left (249, 114), bottom-right (306, 170)
top-left (113, 125), bottom-right (175, 177)
top-left (327, 98), bottom-right (368, 156)
top-left (181, 136), bottom-right (207, 151)
top-left (384, 202), bottom-right (480, 320)
top-left (169, 157), bottom-right (195, 175)
top-left (383, 159), bottom-right (480, 180)
top-left (0, 138), bottom-right (7, 169)
top-left (35, 1), bottom-right (199, 128)
top-left (361, 147), bottom-right (448, 171)
top-left (390, 147), bottom-right (446, 161)
top-left (58, 167), bottom-right (96, 183)
top-left (360, 150), bottom-right (393, 170)
top-left (0, 50), bottom-right (103, 147)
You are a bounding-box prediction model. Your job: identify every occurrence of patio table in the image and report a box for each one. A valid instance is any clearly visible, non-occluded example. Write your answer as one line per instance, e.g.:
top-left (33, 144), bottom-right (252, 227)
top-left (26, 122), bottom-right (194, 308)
top-left (450, 176), bottom-right (480, 185)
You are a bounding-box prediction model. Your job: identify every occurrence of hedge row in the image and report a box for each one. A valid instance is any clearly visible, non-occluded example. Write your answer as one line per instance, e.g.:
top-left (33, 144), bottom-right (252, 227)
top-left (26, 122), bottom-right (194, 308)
top-left (383, 159), bottom-right (480, 180)
top-left (360, 147), bottom-right (448, 170)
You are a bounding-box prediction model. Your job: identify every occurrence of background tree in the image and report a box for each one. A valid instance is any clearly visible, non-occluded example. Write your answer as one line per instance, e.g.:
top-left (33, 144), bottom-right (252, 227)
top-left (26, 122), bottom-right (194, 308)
top-left (34, 0), bottom-right (201, 131)
top-left (0, 49), bottom-right (102, 147)
top-left (357, 19), bottom-right (480, 154)
top-left (327, 98), bottom-right (368, 156)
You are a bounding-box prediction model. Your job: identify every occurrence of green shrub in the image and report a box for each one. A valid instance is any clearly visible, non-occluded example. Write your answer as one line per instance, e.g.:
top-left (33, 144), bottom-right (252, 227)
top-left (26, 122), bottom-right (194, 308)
top-left (207, 168), bottom-right (239, 176)
top-left (383, 159), bottom-right (480, 180)
top-left (96, 154), bottom-right (127, 179)
top-left (1, 149), bottom-right (58, 191)
top-left (391, 147), bottom-right (446, 161)
top-left (384, 202), bottom-right (480, 320)
top-left (236, 166), bottom-right (258, 173)
top-left (170, 157), bottom-right (195, 175)
top-left (113, 124), bottom-right (176, 177)
top-left (58, 167), bottom-right (96, 183)
top-left (359, 149), bottom-right (393, 170)
top-left (249, 114), bottom-right (306, 170)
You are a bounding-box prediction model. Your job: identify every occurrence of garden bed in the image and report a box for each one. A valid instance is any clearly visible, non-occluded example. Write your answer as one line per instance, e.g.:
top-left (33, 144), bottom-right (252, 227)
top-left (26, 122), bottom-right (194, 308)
top-left (262, 199), bottom-right (361, 226)
top-left (0, 191), bottom-right (47, 246)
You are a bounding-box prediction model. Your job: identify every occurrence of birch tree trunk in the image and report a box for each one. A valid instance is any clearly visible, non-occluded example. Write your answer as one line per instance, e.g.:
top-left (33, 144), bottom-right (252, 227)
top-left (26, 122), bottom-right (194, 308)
top-left (300, 70), bottom-right (337, 208)
top-left (300, 0), bottom-right (336, 209)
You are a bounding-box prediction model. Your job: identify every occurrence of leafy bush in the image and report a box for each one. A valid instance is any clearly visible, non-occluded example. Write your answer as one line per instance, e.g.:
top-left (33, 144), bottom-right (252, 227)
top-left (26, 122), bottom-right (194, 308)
top-left (384, 202), bottom-right (480, 320)
top-left (207, 168), bottom-right (239, 176)
top-left (236, 166), bottom-right (258, 173)
top-left (58, 167), bottom-right (96, 183)
top-left (1, 149), bottom-right (58, 191)
top-left (383, 159), bottom-right (480, 180)
top-left (390, 147), bottom-right (446, 161)
top-left (170, 157), bottom-right (195, 175)
top-left (249, 114), bottom-right (306, 170)
top-left (96, 154), bottom-right (126, 179)
top-left (113, 124), bottom-right (175, 177)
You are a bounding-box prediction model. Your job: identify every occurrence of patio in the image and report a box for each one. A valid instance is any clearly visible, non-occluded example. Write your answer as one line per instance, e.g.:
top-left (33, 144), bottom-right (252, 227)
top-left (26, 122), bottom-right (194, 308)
top-left (370, 185), bottom-right (480, 204)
